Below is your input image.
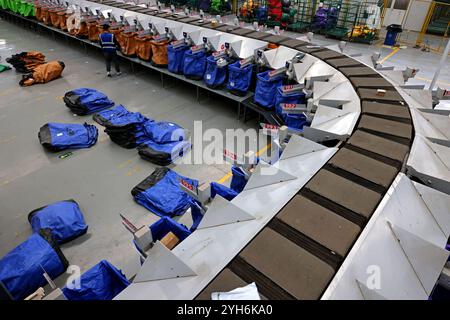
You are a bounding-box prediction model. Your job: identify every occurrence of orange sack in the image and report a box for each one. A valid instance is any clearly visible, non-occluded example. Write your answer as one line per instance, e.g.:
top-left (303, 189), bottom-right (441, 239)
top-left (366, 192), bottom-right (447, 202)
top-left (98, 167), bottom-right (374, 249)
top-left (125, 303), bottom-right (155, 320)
top-left (49, 9), bottom-right (61, 27)
top-left (88, 22), bottom-right (101, 42)
top-left (58, 12), bottom-right (68, 31)
top-left (41, 7), bottom-right (51, 25)
top-left (150, 39), bottom-right (170, 67)
top-left (35, 5), bottom-right (43, 21)
top-left (20, 61), bottom-right (65, 87)
top-left (120, 31), bottom-right (138, 56)
top-left (75, 21), bottom-right (89, 38)
top-left (135, 35), bottom-right (153, 61)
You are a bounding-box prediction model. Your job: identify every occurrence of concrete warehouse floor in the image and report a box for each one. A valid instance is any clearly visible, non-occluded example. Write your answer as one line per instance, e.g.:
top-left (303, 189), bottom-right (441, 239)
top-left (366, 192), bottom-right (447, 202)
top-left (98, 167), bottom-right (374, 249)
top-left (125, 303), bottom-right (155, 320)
top-left (0, 17), bottom-right (449, 289)
top-left (0, 19), bottom-right (256, 286)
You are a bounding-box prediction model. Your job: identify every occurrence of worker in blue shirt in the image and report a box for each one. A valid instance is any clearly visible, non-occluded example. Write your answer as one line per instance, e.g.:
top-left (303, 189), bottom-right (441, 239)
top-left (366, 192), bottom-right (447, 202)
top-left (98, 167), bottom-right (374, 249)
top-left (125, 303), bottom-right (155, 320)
top-left (99, 24), bottom-right (121, 77)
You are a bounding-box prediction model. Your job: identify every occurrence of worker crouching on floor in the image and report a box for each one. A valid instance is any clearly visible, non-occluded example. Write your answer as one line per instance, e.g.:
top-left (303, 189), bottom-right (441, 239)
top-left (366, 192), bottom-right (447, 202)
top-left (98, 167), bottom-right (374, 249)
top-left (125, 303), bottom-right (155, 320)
top-left (99, 24), bottom-right (122, 77)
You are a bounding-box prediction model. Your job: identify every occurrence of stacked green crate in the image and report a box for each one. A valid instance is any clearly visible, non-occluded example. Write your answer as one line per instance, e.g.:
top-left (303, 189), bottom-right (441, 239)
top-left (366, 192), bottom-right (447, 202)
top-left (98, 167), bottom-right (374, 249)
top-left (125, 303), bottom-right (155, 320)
top-left (287, 0), bottom-right (314, 32)
top-left (325, 0), bottom-right (357, 39)
top-left (0, 0), bottom-right (35, 16)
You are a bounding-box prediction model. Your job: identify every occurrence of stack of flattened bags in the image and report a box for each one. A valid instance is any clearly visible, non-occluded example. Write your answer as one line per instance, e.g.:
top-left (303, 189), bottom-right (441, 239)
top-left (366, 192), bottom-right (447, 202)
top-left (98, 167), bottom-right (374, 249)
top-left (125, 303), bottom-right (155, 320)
top-left (63, 88), bottom-right (115, 115)
top-left (6, 51), bottom-right (46, 73)
top-left (38, 122), bottom-right (98, 151)
top-left (93, 105), bottom-right (191, 163)
top-left (93, 105), bottom-right (150, 149)
top-left (138, 121), bottom-right (191, 166)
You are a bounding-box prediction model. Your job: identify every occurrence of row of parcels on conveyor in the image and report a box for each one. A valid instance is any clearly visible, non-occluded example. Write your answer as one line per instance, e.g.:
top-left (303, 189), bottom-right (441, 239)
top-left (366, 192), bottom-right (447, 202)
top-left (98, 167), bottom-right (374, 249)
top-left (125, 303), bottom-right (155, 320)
top-left (30, 0), bottom-right (368, 138)
top-left (4, 0), bottom-right (450, 301)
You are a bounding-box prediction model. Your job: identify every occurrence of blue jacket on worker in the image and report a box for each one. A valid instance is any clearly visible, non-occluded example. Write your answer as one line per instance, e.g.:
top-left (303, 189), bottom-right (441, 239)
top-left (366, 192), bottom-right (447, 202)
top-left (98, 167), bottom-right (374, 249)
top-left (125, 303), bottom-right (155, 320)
top-left (99, 32), bottom-right (118, 53)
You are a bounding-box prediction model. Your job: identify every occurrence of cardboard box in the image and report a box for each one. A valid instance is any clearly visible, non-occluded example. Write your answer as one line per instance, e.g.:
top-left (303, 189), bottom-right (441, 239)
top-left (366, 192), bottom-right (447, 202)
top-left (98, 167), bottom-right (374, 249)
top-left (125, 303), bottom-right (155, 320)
top-left (161, 232), bottom-right (180, 250)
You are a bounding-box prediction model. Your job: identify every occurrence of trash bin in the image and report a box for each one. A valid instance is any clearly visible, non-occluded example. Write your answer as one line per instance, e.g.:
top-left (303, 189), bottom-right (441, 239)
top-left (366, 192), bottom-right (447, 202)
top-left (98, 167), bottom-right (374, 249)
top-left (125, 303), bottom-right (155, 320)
top-left (384, 24), bottom-right (402, 46)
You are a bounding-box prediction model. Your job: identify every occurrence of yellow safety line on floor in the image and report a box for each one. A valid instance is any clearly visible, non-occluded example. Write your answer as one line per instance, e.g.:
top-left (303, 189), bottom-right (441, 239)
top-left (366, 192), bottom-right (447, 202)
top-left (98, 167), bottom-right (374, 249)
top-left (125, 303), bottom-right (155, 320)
top-left (416, 76), bottom-right (450, 87)
top-left (216, 143), bottom-right (272, 184)
top-left (379, 47), bottom-right (400, 64)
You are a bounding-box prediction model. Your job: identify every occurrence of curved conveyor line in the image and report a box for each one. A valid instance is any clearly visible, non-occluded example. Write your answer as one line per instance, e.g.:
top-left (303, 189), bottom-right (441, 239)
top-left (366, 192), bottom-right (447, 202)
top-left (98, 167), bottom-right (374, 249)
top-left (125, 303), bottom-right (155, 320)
top-left (7, 1), bottom-right (444, 300)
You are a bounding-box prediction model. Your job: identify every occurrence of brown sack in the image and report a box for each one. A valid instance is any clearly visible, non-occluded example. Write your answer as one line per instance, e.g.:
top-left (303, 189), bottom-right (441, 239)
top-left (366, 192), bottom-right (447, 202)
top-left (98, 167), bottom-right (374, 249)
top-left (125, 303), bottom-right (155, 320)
top-left (150, 39), bottom-right (170, 67)
top-left (20, 61), bottom-right (65, 87)
top-left (135, 35), bottom-right (153, 61)
top-left (58, 12), bottom-right (68, 31)
top-left (120, 32), bottom-right (138, 56)
top-left (111, 28), bottom-right (126, 49)
top-left (75, 21), bottom-right (89, 38)
top-left (88, 22), bottom-right (101, 42)
top-left (49, 9), bottom-right (60, 27)
top-left (41, 7), bottom-right (51, 25)
top-left (35, 5), bottom-right (43, 21)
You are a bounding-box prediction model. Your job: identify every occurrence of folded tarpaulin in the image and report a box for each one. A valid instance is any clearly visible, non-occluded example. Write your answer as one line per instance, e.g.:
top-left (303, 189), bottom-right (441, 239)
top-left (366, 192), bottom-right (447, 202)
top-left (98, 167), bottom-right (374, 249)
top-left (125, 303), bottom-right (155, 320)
top-left (150, 216), bottom-right (191, 242)
top-left (143, 121), bottom-right (186, 143)
top-left (38, 122), bottom-right (98, 151)
top-left (254, 70), bottom-right (284, 109)
top-left (64, 88), bottom-right (115, 115)
top-left (28, 200), bottom-right (88, 244)
top-left (93, 105), bottom-right (152, 149)
top-left (137, 140), bottom-right (191, 166)
top-left (19, 61), bottom-right (65, 87)
top-left (131, 167), bottom-right (198, 217)
top-left (62, 260), bottom-right (130, 300)
top-left (0, 229), bottom-right (69, 300)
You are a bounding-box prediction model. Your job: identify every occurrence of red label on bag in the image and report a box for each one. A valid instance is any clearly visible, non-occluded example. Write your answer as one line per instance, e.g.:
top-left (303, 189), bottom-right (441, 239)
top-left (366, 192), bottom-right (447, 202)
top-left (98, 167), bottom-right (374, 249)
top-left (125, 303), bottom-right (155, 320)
top-left (223, 149), bottom-right (237, 161)
top-left (283, 85), bottom-right (293, 90)
top-left (262, 123), bottom-right (279, 130)
top-left (180, 179), bottom-right (195, 191)
top-left (284, 103), bottom-right (296, 109)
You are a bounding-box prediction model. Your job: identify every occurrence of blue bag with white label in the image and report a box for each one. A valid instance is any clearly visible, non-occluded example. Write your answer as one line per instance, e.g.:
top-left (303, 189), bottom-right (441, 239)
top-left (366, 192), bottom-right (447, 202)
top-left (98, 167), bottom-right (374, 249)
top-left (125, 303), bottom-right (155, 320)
top-left (204, 55), bottom-right (228, 88)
